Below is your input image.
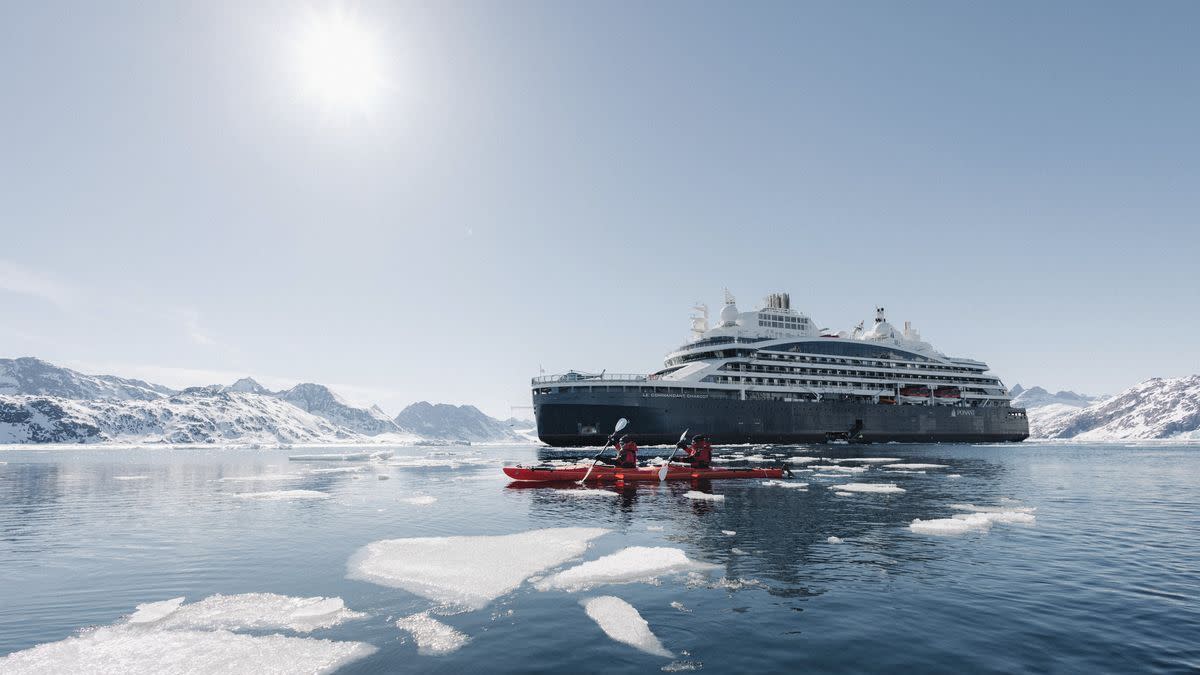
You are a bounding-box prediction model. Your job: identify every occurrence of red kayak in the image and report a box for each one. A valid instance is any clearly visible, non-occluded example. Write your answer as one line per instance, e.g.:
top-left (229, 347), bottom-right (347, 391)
top-left (503, 464), bottom-right (784, 482)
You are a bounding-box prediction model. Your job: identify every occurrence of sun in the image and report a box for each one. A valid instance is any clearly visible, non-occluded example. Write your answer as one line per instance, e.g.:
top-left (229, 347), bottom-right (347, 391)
top-left (292, 9), bottom-right (386, 112)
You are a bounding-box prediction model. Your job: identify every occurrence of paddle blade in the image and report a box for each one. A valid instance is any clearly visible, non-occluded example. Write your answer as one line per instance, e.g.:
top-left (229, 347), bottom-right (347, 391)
top-left (614, 418), bottom-right (629, 433)
top-left (678, 428), bottom-right (690, 444)
top-left (657, 461), bottom-right (669, 481)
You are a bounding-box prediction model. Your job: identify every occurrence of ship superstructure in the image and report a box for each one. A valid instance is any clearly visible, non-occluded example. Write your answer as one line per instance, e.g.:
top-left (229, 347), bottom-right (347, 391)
top-left (532, 291), bottom-right (1029, 446)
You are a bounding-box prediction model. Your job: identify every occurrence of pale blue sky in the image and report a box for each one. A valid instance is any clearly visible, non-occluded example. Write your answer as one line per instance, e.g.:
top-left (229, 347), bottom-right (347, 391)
top-left (1, 1), bottom-right (1197, 417)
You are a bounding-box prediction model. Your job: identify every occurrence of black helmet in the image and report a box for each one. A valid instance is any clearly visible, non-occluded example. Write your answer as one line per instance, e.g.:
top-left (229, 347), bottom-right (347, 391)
top-left (693, 434), bottom-right (709, 442)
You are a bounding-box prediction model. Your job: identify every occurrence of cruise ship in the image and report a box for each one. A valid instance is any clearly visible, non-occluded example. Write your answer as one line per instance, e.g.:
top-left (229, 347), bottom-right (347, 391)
top-left (532, 291), bottom-right (1029, 446)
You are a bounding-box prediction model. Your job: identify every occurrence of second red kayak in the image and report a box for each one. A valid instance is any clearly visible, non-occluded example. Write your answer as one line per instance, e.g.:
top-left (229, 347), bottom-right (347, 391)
top-left (503, 464), bottom-right (784, 482)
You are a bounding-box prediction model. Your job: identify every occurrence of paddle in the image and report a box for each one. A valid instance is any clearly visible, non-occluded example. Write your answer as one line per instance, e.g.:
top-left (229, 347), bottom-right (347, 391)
top-left (577, 418), bottom-right (629, 485)
top-left (658, 428), bottom-right (690, 481)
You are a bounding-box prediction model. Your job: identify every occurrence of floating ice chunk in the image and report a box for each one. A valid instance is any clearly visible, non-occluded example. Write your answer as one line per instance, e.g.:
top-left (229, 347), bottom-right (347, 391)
top-left (833, 457), bottom-right (901, 464)
top-left (397, 495), bottom-right (437, 505)
top-left (962, 511), bottom-right (1036, 525)
top-left (684, 491), bottom-right (724, 502)
top-left (218, 474), bottom-right (303, 482)
top-left (882, 463), bottom-right (948, 469)
top-left (347, 527), bottom-right (609, 610)
top-left (113, 475), bottom-right (149, 481)
top-left (582, 596), bottom-right (672, 658)
top-left (886, 470), bottom-right (926, 474)
top-left (536, 546), bottom-right (718, 592)
top-left (670, 601), bottom-right (690, 613)
top-left (151, 594), bottom-right (366, 633)
top-left (234, 490), bottom-right (330, 501)
top-left (834, 492), bottom-right (853, 496)
top-left (730, 548), bottom-right (748, 556)
top-left (305, 466), bottom-right (366, 474)
top-left (826, 536), bottom-right (844, 544)
top-left (947, 474), bottom-right (962, 478)
top-left (785, 456), bottom-right (819, 464)
top-left (388, 456), bottom-right (494, 468)
top-left (0, 627), bottom-right (375, 674)
top-left (761, 480), bottom-right (808, 488)
top-left (949, 503), bottom-right (1036, 514)
top-left (395, 612), bottom-right (470, 655)
top-left (662, 660), bottom-right (704, 671)
top-left (128, 597), bottom-right (185, 624)
top-left (721, 530), bottom-right (736, 536)
top-left (646, 525), bottom-right (665, 531)
top-left (551, 489), bottom-right (618, 498)
top-left (289, 453), bottom-right (375, 461)
top-left (910, 514), bottom-right (993, 535)
top-left (810, 465), bottom-right (866, 472)
top-left (835, 483), bottom-right (905, 494)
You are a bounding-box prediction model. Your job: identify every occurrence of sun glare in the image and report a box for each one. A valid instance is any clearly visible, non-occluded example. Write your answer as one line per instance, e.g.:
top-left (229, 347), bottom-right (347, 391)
top-left (293, 9), bottom-right (385, 112)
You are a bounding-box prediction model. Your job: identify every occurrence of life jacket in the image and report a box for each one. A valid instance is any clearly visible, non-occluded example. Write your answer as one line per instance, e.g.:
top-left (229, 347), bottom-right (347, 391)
top-left (688, 440), bottom-right (712, 464)
top-left (617, 441), bottom-right (638, 467)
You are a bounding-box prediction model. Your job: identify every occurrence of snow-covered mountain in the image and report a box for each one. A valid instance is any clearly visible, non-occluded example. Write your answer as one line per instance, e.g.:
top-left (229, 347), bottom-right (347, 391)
top-left (1030, 376), bottom-right (1200, 440)
top-left (393, 402), bottom-right (523, 442)
top-left (276, 383), bottom-right (403, 436)
top-left (0, 357), bottom-right (518, 445)
top-left (1011, 385), bottom-right (1098, 410)
top-left (0, 357), bottom-right (175, 401)
top-left (0, 389), bottom-right (361, 444)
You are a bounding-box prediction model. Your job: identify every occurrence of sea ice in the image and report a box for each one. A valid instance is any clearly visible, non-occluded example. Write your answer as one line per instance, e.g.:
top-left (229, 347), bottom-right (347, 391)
top-left (947, 474), bottom-right (962, 478)
top-left (582, 596), bottom-right (672, 658)
top-left (684, 491), bottom-right (724, 502)
top-left (810, 465), bottom-right (867, 472)
top-left (234, 490), bottom-right (330, 501)
top-left (646, 525), bottom-right (665, 531)
top-left (535, 546), bottom-right (717, 592)
top-left (150, 594), bottom-right (366, 633)
top-left (550, 488), bottom-right (618, 498)
top-left (113, 475), bottom-right (149, 481)
top-left (730, 548), bottom-right (748, 556)
top-left (882, 463), bottom-right (948, 469)
top-left (289, 452), bottom-right (375, 461)
top-left (305, 467), bottom-right (365, 474)
top-left (832, 457), bottom-right (901, 464)
top-left (670, 601), bottom-right (690, 613)
top-left (949, 503), bottom-right (1036, 514)
top-left (128, 597), bottom-right (185, 624)
top-left (909, 508), bottom-right (1036, 535)
top-left (395, 612), bottom-right (470, 655)
top-left (761, 480), bottom-right (808, 488)
top-left (721, 530), bottom-right (736, 536)
top-left (785, 456), bottom-right (819, 464)
top-left (217, 474), bottom-right (303, 482)
top-left (834, 492), bottom-right (853, 496)
top-left (886, 470), bottom-right (926, 474)
top-left (835, 483), bottom-right (905, 494)
top-left (826, 536), bottom-right (844, 544)
top-left (347, 527), bottom-right (610, 610)
top-left (0, 627), bottom-right (375, 675)
top-left (397, 495), bottom-right (437, 505)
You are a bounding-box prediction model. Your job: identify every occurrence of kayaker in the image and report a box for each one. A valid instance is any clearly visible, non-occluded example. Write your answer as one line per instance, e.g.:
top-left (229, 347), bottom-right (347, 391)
top-left (678, 434), bottom-right (713, 468)
top-left (597, 435), bottom-right (638, 468)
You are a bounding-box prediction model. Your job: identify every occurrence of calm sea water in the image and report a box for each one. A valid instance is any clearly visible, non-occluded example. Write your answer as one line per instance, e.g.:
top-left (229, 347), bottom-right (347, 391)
top-left (1, 442), bottom-right (1197, 673)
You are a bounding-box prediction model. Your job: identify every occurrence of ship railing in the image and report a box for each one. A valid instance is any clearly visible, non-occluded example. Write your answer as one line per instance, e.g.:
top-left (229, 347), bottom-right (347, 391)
top-left (531, 373), bottom-right (649, 385)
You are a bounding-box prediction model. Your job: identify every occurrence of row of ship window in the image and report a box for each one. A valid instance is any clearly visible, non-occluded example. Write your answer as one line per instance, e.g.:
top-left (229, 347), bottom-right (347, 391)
top-left (722, 363), bottom-right (999, 386)
top-left (757, 352), bottom-right (981, 374)
top-left (703, 375), bottom-right (997, 395)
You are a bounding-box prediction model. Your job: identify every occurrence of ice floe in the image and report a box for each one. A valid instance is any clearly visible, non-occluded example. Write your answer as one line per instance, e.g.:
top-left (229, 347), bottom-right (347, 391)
top-left (662, 659), bottom-right (704, 671)
top-left (0, 593), bottom-right (374, 675)
top-left (551, 488), bottom-right (618, 498)
top-left (670, 601), bottom-right (690, 613)
top-left (761, 480), bottom-right (808, 488)
top-left (785, 456), bottom-right (820, 464)
top-left (347, 527), bottom-right (609, 610)
top-left (289, 452), bottom-right (385, 462)
top-left (730, 548), bottom-right (748, 556)
top-left (397, 495), bottom-right (437, 505)
top-left (834, 491), bottom-right (853, 497)
top-left (218, 474), bottom-right (304, 482)
top-left (536, 546), bottom-right (717, 592)
top-left (684, 491), bottom-right (724, 502)
top-left (832, 457), bottom-right (900, 464)
top-left (395, 612), bottom-right (470, 655)
top-left (947, 474), bottom-right (962, 478)
top-left (113, 475), bottom-right (149, 481)
top-left (882, 463), bottom-right (948, 469)
top-left (234, 490), bottom-right (330, 501)
top-left (148, 594), bottom-right (366, 633)
top-left (128, 597), bottom-right (185, 624)
top-left (835, 483), bottom-right (905, 494)
top-left (582, 596), bottom-right (672, 658)
top-left (388, 456), bottom-right (495, 468)
top-left (0, 628), bottom-right (376, 675)
top-left (886, 470), bottom-right (926, 474)
top-left (826, 536), bottom-right (844, 544)
top-left (721, 530), bottom-right (736, 536)
top-left (304, 466), bottom-right (366, 474)
top-left (646, 525), bottom-right (665, 532)
top-left (810, 464), bottom-right (867, 472)
top-left (910, 505), bottom-right (1037, 535)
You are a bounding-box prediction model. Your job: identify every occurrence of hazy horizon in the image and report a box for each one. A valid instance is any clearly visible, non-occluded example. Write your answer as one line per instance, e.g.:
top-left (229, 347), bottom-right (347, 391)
top-left (3, 2), bottom-right (1198, 418)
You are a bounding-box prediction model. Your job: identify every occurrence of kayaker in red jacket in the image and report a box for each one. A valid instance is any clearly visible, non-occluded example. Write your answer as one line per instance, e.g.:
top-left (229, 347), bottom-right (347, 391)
top-left (678, 434), bottom-right (713, 468)
top-left (598, 436), bottom-right (638, 468)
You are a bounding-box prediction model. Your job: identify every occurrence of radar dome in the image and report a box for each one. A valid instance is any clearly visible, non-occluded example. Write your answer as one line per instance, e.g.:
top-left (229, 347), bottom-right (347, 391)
top-left (719, 302), bottom-right (739, 326)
